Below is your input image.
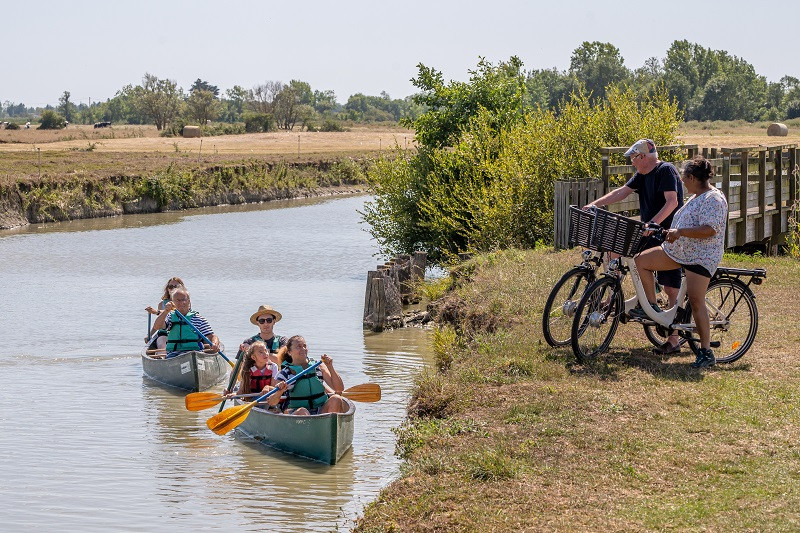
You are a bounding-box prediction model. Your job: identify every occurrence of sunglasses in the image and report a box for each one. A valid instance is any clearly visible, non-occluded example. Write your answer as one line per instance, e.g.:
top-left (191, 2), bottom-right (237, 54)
top-left (167, 285), bottom-right (179, 289)
top-left (257, 317), bottom-right (275, 324)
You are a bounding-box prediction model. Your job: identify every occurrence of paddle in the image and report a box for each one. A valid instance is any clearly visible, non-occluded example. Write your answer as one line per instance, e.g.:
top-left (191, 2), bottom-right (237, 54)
top-left (146, 313), bottom-right (152, 343)
top-left (170, 308), bottom-right (235, 369)
top-left (339, 382), bottom-right (381, 403)
top-left (187, 382), bottom-right (382, 411)
top-left (218, 349), bottom-right (244, 412)
top-left (206, 361), bottom-right (322, 435)
top-left (186, 391), bottom-right (263, 411)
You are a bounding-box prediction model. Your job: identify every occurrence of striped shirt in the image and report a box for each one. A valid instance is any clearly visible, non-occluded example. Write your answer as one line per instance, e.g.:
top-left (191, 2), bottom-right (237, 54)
top-left (165, 311), bottom-right (214, 337)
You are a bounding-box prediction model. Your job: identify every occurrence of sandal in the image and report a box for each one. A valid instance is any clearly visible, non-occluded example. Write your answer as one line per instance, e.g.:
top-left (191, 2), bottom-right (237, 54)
top-left (653, 342), bottom-right (681, 355)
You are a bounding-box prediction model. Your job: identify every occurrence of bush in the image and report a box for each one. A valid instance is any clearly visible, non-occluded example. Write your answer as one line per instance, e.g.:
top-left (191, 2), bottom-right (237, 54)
top-left (5, 122), bottom-right (20, 130)
top-left (203, 122), bottom-right (245, 136)
top-left (362, 85), bottom-right (681, 263)
top-left (244, 112), bottom-right (274, 133)
top-left (159, 118), bottom-right (187, 137)
top-left (320, 120), bottom-right (347, 132)
top-left (38, 110), bottom-right (66, 129)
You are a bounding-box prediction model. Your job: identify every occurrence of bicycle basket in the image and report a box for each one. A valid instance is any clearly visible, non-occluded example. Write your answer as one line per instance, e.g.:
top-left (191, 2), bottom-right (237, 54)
top-left (568, 205), bottom-right (598, 250)
top-left (591, 208), bottom-right (648, 257)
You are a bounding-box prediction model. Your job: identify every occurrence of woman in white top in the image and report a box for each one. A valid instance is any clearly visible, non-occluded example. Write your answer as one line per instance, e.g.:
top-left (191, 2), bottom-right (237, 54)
top-left (634, 156), bottom-right (728, 368)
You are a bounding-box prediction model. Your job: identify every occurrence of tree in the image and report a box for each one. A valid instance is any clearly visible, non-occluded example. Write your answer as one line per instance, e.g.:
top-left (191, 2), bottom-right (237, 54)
top-left (404, 56), bottom-right (526, 149)
top-left (130, 73), bottom-right (183, 130)
top-left (569, 41), bottom-right (631, 102)
top-left (38, 109), bottom-right (66, 129)
top-left (189, 78), bottom-right (220, 97)
top-left (250, 81), bottom-right (283, 114)
top-left (58, 91), bottom-right (76, 122)
top-left (273, 84), bottom-right (300, 130)
top-left (186, 89), bottom-right (221, 124)
top-left (221, 85), bottom-right (248, 122)
top-left (312, 89), bottom-right (339, 115)
top-left (525, 68), bottom-right (576, 110)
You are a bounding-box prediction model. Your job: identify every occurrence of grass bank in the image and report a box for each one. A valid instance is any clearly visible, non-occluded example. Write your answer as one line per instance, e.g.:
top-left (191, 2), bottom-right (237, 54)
top-left (355, 248), bottom-right (800, 531)
top-left (0, 155), bottom-right (371, 229)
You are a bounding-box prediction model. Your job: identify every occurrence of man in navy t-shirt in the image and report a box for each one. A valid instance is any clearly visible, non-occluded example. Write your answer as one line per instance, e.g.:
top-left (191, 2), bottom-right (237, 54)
top-left (584, 139), bottom-right (684, 354)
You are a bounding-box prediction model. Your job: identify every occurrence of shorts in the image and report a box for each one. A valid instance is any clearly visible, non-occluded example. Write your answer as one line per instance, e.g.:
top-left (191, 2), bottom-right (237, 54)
top-left (681, 263), bottom-right (712, 278)
top-left (641, 236), bottom-right (682, 289)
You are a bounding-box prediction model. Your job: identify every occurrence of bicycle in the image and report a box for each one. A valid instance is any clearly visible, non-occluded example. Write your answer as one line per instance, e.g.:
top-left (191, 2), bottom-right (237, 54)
top-left (543, 207), bottom-right (674, 349)
top-left (568, 207), bottom-right (765, 364)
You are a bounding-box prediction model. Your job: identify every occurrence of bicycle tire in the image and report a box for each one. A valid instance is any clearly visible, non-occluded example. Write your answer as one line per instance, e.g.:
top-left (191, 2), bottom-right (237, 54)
top-left (542, 266), bottom-right (594, 347)
top-left (686, 278), bottom-right (758, 363)
top-left (571, 276), bottom-right (623, 363)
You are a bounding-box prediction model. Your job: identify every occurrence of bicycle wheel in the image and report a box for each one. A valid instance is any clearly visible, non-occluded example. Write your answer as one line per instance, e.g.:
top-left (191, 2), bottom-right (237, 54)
top-left (571, 276), bottom-right (623, 363)
top-left (542, 266), bottom-right (593, 347)
top-left (686, 278), bottom-right (758, 363)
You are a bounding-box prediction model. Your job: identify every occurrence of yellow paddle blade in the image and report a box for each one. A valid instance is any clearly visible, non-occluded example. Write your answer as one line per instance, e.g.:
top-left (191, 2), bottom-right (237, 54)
top-left (185, 392), bottom-right (225, 411)
top-left (206, 401), bottom-right (256, 435)
top-left (341, 383), bottom-right (381, 403)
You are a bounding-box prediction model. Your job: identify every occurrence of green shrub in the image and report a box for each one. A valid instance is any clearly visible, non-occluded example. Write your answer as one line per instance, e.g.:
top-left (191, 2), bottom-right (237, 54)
top-left (38, 110), bottom-right (66, 129)
top-left (5, 122), bottom-right (20, 130)
top-left (363, 85), bottom-right (681, 263)
top-left (320, 120), bottom-right (346, 132)
top-left (244, 112), bottom-right (274, 133)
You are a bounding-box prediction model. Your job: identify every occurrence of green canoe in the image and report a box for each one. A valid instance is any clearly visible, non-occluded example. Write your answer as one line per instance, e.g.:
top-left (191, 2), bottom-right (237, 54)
top-left (141, 350), bottom-right (227, 392)
top-left (235, 398), bottom-right (356, 465)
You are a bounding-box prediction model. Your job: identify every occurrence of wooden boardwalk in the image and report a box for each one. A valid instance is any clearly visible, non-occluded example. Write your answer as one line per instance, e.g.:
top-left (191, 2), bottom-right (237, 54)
top-left (555, 144), bottom-right (798, 250)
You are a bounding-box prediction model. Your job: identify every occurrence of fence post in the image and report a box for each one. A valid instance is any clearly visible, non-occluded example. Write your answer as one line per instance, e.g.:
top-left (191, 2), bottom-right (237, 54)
top-left (757, 148), bottom-right (767, 241)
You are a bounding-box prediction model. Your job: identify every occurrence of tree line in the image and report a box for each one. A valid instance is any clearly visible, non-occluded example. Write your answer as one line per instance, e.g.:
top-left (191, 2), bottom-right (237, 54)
top-left (3, 39), bottom-right (799, 132)
top-left (0, 76), bottom-right (424, 132)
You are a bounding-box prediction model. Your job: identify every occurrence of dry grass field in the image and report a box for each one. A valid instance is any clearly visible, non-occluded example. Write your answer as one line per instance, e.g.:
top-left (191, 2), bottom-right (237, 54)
top-left (0, 123), bottom-right (415, 155)
top-left (678, 118), bottom-right (800, 148)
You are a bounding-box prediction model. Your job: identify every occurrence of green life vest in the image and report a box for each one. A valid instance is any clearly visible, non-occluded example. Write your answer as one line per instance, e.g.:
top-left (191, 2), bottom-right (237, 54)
top-left (285, 361), bottom-right (328, 410)
top-left (166, 310), bottom-right (202, 353)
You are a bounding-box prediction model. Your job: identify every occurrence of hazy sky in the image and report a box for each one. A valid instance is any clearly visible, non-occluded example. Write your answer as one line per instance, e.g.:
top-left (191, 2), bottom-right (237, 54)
top-left (5, 0), bottom-right (799, 107)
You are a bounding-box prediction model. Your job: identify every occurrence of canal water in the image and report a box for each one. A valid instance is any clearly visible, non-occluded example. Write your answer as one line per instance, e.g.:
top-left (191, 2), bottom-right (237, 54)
top-left (0, 195), bottom-right (432, 532)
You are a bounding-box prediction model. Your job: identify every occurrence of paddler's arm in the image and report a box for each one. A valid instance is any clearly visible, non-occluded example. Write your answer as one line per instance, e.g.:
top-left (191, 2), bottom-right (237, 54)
top-left (151, 301), bottom-right (175, 332)
top-left (320, 354), bottom-right (344, 394)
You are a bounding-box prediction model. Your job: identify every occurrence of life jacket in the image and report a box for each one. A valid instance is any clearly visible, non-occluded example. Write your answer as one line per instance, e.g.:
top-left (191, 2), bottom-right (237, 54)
top-left (238, 334), bottom-right (282, 360)
top-left (165, 310), bottom-right (203, 353)
top-left (283, 361), bottom-right (328, 410)
top-left (249, 365), bottom-right (274, 393)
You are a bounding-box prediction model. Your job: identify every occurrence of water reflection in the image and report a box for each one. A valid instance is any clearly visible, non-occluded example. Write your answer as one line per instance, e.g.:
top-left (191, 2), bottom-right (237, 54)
top-left (0, 195), bottom-right (433, 531)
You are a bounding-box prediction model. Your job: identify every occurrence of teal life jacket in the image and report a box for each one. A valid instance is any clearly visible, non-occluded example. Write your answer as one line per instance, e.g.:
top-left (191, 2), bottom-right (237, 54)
top-left (237, 334), bottom-right (282, 360)
top-left (166, 310), bottom-right (203, 353)
top-left (284, 361), bottom-right (328, 410)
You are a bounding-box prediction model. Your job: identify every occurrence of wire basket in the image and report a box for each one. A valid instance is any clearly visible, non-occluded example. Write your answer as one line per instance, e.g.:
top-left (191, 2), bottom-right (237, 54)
top-left (592, 208), bottom-right (648, 257)
top-left (568, 205), bottom-right (598, 250)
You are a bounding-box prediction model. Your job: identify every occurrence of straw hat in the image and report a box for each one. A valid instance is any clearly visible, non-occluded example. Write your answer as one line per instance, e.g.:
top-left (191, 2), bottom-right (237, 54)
top-left (249, 304), bottom-right (283, 325)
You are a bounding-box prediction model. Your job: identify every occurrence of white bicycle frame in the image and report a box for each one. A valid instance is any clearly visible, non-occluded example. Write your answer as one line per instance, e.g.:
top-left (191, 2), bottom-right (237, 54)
top-left (614, 255), bottom-right (688, 328)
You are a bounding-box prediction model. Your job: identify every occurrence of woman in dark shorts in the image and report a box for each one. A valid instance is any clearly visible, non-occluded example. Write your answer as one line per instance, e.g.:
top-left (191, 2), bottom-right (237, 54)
top-left (634, 156), bottom-right (728, 368)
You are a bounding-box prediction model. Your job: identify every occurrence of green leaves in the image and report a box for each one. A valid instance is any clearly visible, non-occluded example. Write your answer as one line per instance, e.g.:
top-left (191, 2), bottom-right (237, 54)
top-left (364, 84), bottom-right (680, 263)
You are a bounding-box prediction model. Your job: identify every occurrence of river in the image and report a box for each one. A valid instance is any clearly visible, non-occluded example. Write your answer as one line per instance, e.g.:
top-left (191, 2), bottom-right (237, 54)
top-left (0, 195), bottom-right (432, 532)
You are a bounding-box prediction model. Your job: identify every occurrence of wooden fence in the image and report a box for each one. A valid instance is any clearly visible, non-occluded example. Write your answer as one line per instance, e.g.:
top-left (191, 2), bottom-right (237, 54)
top-left (554, 144), bottom-right (799, 250)
top-left (363, 251), bottom-right (427, 332)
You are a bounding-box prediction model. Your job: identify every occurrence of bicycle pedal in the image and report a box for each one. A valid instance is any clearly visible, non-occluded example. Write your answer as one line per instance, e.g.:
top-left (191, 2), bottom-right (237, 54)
top-left (711, 341), bottom-right (720, 348)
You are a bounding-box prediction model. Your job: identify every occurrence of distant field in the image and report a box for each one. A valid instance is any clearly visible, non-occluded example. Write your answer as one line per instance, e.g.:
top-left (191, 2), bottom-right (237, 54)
top-left (2, 120), bottom-right (799, 185)
top-left (678, 118), bottom-right (800, 148)
top-left (0, 123), bottom-right (415, 155)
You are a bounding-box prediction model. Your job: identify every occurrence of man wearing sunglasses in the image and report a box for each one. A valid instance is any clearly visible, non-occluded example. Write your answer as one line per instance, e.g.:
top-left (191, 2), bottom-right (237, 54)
top-left (238, 304), bottom-right (287, 363)
top-left (584, 139), bottom-right (684, 354)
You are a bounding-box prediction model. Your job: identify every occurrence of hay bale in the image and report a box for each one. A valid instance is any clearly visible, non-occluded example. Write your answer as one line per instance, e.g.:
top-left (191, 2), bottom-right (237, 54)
top-left (182, 125), bottom-right (201, 138)
top-left (767, 123), bottom-right (788, 136)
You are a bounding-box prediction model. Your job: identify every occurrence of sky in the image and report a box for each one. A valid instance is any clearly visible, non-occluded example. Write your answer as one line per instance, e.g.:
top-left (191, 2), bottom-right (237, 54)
top-left (5, 0), bottom-right (799, 108)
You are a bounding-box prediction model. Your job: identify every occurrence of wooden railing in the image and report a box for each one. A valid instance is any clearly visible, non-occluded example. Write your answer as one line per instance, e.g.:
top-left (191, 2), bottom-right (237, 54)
top-left (554, 144), bottom-right (799, 250)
